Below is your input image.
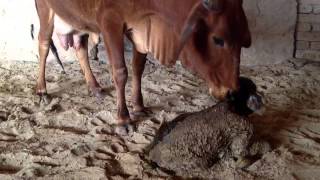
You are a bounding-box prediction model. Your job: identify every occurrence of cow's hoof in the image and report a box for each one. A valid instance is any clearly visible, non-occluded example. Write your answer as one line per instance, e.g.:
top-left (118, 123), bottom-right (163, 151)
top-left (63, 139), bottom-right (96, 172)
top-left (91, 86), bottom-right (105, 100)
top-left (115, 124), bottom-right (135, 136)
top-left (131, 108), bottom-right (153, 120)
top-left (38, 93), bottom-right (52, 106)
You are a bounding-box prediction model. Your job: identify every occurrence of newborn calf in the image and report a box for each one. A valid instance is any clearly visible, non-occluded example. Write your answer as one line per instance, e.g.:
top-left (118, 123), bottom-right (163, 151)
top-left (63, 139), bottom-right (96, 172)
top-left (148, 77), bottom-right (265, 177)
top-left (149, 102), bottom-right (254, 177)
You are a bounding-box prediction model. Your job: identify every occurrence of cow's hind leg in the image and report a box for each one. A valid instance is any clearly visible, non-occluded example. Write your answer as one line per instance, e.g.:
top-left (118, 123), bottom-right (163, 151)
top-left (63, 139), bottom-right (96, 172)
top-left (35, 0), bottom-right (54, 104)
top-left (89, 33), bottom-right (100, 61)
top-left (131, 49), bottom-right (151, 118)
top-left (74, 34), bottom-right (102, 99)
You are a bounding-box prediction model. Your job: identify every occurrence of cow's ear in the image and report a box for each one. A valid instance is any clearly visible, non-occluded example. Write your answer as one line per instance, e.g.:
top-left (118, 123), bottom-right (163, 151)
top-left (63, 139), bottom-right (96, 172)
top-left (175, 2), bottom-right (205, 59)
top-left (241, 29), bottom-right (251, 48)
top-left (175, 1), bottom-right (223, 59)
top-left (239, 8), bottom-right (252, 48)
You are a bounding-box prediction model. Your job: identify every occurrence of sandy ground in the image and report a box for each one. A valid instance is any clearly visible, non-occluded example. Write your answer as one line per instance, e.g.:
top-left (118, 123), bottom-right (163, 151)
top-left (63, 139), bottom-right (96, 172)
top-left (0, 55), bottom-right (319, 179)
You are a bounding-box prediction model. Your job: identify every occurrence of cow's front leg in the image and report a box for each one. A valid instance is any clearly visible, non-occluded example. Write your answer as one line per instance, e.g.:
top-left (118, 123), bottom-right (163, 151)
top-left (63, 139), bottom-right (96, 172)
top-left (131, 49), bottom-right (151, 118)
top-left (75, 35), bottom-right (102, 98)
top-left (99, 15), bottom-right (130, 126)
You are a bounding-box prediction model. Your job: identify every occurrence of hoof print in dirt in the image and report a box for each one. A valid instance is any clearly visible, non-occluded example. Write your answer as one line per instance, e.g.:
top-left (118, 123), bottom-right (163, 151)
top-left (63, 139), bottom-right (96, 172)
top-left (40, 97), bottom-right (62, 112)
top-left (0, 111), bottom-right (9, 121)
top-left (148, 102), bottom-right (268, 178)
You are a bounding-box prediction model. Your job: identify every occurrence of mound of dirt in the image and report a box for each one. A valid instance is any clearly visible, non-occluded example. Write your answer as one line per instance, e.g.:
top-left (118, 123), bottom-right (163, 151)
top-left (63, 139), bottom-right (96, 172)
top-left (149, 102), bottom-right (256, 178)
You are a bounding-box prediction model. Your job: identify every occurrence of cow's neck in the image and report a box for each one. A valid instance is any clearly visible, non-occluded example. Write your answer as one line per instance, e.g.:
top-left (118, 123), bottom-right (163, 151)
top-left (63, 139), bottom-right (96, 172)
top-left (130, 0), bottom-right (200, 66)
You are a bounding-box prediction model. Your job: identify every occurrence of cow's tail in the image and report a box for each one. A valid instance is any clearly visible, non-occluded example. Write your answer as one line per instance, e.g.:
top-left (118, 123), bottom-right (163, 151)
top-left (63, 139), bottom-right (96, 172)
top-left (50, 41), bottom-right (66, 73)
top-left (32, 0), bottom-right (38, 40)
top-left (31, 24), bottom-right (35, 40)
top-left (33, 0), bottom-right (65, 73)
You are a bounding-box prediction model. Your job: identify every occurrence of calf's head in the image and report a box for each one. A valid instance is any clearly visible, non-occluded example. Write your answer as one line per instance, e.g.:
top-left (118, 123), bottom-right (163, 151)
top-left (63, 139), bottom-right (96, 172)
top-left (180, 0), bottom-right (251, 100)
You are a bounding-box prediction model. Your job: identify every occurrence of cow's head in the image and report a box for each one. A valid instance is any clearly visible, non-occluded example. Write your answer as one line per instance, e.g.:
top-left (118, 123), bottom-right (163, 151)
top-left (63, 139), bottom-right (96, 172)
top-left (179, 0), bottom-right (251, 100)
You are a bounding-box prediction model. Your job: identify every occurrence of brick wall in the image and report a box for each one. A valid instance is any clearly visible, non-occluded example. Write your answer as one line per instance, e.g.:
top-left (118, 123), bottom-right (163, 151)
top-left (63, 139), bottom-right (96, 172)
top-left (296, 0), bottom-right (320, 61)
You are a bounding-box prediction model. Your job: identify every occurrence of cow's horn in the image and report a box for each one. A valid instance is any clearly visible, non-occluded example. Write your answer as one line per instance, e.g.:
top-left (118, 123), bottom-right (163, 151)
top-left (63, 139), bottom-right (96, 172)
top-left (202, 0), bottom-right (223, 11)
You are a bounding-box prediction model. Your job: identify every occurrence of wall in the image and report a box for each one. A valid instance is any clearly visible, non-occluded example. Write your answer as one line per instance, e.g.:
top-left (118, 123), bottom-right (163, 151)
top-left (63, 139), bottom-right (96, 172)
top-left (242, 0), bottom-right (297, 66)
top-left (0, 0), bottom-right (298, 65)
top-left (295, 0), bottom-right (320, 61)
top-left (0, 0), bottom-right (77, 62)
top-left (0, 0), bottom-right (38, 62)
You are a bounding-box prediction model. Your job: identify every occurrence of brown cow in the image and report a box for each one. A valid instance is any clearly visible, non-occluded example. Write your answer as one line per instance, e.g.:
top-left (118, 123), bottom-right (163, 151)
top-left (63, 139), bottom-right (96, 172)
top-left (35, 0), bottom-right (251, 128)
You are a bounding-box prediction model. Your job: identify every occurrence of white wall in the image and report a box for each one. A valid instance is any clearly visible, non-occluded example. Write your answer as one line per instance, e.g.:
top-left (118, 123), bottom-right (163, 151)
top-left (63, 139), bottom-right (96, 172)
top-left (0, 0), bottom-right (39, 61)
top-left (0, 0), bottom-right (77, 62)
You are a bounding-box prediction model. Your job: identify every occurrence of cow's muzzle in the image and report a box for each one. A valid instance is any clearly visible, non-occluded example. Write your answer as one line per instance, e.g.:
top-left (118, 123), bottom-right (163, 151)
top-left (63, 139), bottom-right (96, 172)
top-left (209, 86), bottom-right (232, 100)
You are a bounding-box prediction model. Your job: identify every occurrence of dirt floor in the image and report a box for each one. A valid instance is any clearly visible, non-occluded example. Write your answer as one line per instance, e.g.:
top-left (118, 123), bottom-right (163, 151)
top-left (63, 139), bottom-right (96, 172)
top-left (0, 55), bottom-right (319, 179)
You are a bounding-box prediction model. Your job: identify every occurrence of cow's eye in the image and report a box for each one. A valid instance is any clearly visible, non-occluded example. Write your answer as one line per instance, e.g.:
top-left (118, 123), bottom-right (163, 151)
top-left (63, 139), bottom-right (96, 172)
top-left (213, 37), bottom-right (224, 47)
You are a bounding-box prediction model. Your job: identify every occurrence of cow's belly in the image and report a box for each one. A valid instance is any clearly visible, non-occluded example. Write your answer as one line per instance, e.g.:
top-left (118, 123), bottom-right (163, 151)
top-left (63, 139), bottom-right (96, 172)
top-left (54, 15), bottom-right (86, 50)
top-left (54, 15), bottom-right (75, 35)
top-left (47, 0), bottom-right (100, 33)
top-left (131, 15), bottom-right (179, 66)
top-left (54, 15), bottom-right (94, 36)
